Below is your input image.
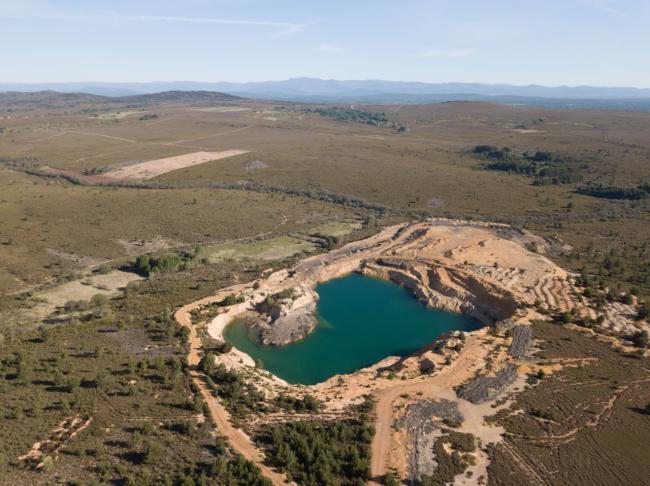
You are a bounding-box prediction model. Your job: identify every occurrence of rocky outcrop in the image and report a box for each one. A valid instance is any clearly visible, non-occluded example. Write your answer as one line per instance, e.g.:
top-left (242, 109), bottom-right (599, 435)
top-left (396, 399), bottom-right (465, 480)
top-left (363, 260), bottom-right (518, 326)
top-left (248, 287), bottom-right (319, 346)
top-left (456, 364), bottom-right (518, 404)
top-left (509, 325), bottom-right (533, 360)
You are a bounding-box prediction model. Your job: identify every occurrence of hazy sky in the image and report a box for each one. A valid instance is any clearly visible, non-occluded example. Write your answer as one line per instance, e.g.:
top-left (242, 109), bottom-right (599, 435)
top-left (2, 0), bottom-right (649, 87)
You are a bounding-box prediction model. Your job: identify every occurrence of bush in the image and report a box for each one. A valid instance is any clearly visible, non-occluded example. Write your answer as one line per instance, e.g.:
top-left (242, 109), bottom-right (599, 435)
top-left (63, 299), bottom-right (90, 313)
top-left (90, 294), bottom-right (109, 308)
top-left (64, 376), bottom-right (81, 393)
top-left (141, 441), bottom-right (163, 464)
top-left (97, 264), bottom-right (111, 274)
top-left (631, 330), bottom-right (649, 348)
top-left (384, 471), bottom-right (399, 486)
top-left (40, 455), bottom-right (54, 471)
top-left (199, 353), bottom-right (216, 375)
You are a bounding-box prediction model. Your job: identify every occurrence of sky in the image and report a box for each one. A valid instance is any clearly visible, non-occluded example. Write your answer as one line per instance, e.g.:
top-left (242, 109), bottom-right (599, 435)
top-left (1, 0), bottom-right (649, 87)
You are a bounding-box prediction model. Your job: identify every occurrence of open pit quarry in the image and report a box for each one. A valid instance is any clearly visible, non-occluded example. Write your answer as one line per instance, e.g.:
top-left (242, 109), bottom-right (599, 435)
top-left (175, 218), bottom-right (648, 485)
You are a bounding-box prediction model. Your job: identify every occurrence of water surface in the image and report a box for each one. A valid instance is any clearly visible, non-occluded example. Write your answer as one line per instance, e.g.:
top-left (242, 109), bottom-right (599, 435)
top-left (224, 273), bottom-right (480, 385)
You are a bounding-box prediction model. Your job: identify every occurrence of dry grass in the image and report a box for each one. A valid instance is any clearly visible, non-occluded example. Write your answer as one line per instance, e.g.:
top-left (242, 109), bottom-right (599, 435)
top-left (0, 167), bottom-right (351, 294)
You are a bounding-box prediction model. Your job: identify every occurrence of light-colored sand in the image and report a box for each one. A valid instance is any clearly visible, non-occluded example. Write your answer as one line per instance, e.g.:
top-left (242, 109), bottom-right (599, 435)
top-left (17, 270), bottom-right (143, 324)
top-left (107, 150), bottom-right (249, 179)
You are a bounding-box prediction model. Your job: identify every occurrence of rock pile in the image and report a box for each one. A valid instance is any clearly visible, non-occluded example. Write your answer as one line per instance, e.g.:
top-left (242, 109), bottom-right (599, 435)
top-left (456, 364), bottom-right (518, 404)
top-left (508, 325), bottom-right (533, 359)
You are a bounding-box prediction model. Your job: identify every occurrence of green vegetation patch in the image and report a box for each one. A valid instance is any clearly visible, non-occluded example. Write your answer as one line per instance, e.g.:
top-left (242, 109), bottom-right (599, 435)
top-left (304, 107), bottom-right (407, 132)
top-left (0, 259), bottom-right (278, 485)
top-left (473, 145), bottom-right (587, 185)
top-left (255, 419), bottom-right (373, 486)
top-left (420, 431), bottom-right (477, 485)
top-left (205, 235), bottom-right (317, 264)
top-left (577, 181), bottom-right (650, 200)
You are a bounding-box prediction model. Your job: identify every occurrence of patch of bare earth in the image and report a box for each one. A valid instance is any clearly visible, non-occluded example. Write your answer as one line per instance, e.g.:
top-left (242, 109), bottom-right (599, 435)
top-left (173, 218), bottom-right (647, 485)
top-left (106, 150), bottom-right (249, 180)
top-left (19, 415), bottom-right (93, 469)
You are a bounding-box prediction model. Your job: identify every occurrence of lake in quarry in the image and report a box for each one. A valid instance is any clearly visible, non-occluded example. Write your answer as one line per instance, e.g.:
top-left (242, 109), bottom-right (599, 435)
top-left (223, 273), bottom-right (481, 385)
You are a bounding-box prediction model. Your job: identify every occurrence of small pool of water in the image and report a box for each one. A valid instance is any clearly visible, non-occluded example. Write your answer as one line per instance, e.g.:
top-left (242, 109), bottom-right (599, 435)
top-left (223, 273), bottom-right (481, 385)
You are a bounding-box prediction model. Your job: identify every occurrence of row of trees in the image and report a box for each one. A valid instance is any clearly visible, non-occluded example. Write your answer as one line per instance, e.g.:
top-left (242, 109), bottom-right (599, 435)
top-left (577, 181), bottom-right (650, 200)
top-left (305, 107), bottom-right (407, 133)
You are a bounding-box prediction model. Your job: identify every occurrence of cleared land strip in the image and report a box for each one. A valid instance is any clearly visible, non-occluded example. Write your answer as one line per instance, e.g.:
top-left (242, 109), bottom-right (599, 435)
top-left (62, 131), bottom-right (137, 144)
top-left (107, 150), bottom-right (249, 180)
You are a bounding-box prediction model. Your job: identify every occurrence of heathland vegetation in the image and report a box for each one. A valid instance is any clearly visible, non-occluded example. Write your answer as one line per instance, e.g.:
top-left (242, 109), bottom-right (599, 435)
top-left (0, 259), bottom-right (276, 485)
top-left (304, 107), bottom-right (407, 132)
top-left (472, 144), bottom-right (586, 185)
top-left (0, 92), bottom-right (649, 485)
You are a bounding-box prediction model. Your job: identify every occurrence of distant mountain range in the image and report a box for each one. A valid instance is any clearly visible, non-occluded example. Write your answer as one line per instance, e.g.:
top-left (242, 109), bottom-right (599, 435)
top-left (0, 90), bottom-right (239, 104)
top-left (2, 78), bottom-right (650, 110)
top-left (2, 78), bottom-right (650, 98)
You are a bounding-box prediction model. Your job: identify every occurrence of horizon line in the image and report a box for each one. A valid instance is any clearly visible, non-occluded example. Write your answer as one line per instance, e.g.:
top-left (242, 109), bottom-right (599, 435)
top-left (0, 78), bottom-right (649, 90)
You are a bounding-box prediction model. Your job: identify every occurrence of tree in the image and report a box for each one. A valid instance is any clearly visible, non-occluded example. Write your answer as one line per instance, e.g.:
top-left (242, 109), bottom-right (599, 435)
top-left (302, 394), bottom-right (320, 412)
top-left (631, 330), bottom-right (649, 348)
top-left (90, 293), bottom-right (109, 308)
top-left (65, 376), bottom-right (81, 393)
top-left (177, 326), bottom-right (190, 343)
top-left (199, 353), bottom-right (216, 375)
top-left (135, 255), bottom-right (152, 276)
top-left (384, 471), bottom-right (399, 486)
top-left (141, 441), bottom-right (163, 465)
top-left (191, 393), bottom-right (204, 412)
top-left (222, 294), bottom-right (238, 306)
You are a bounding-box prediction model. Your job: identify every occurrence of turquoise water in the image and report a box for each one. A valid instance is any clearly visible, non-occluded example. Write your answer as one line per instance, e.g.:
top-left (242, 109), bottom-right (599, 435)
top-left (223, 273), bottom-right (481, 385)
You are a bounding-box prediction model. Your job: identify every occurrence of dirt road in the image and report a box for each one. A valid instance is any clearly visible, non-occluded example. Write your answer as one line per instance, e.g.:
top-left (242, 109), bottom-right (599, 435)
top-left (175, 298), bottom-right (292, 486)
top-left (369, 334), bottom-right (489, 484)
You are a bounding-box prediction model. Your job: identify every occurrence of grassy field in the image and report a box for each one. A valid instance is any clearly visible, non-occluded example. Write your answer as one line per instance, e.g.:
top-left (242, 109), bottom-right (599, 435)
top-left (0, 166), bottom-right (352, 294)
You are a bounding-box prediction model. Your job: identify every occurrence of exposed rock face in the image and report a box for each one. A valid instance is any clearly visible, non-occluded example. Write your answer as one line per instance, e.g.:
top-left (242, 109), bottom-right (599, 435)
top-left (249, 287), bottom-right (318, 346)
top-left (208, 218), bottom-right (635, 351)
top-left (494, 318), bottom-right (518, 334)
top-left (456, 364), bottom-right (518, 404)
top-left (509, 325), bottom-right (533, 359)
top-left (363, 260), bottom-right (518, 326)
top-left (396, 399), bottom-right (464, 480)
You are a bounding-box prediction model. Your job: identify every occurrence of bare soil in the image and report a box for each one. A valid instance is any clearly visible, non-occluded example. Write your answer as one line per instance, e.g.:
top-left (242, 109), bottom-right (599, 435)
top-left (107, 150), bottom-right (249, 179)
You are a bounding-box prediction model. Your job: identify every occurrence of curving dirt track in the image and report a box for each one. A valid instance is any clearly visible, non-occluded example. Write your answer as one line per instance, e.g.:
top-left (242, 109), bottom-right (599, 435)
top-left (175, 297), bottom-right (293, 486)
top-left (369, 334), bottom-right (489, 484)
